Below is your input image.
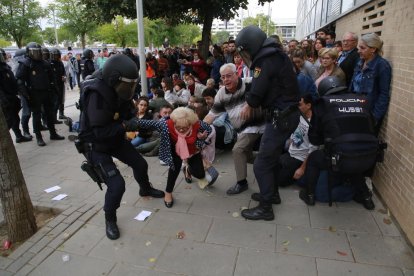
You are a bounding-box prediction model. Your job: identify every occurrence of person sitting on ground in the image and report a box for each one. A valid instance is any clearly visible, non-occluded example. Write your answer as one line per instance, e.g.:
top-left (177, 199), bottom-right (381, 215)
top-left (174, 80), bottom-right (191, 107)
top-left (185, 74), bottom-right (206, 99)
top-left (148, 88), bottom-right (170, 114)
top-left (137, 104), bottom-right (173, 157)
top-left (127, 97), bottom-right (153, 148)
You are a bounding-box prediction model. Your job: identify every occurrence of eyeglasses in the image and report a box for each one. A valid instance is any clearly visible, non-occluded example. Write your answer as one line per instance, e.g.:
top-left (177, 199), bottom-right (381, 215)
top-left (220, 72), bottom-right (235, 80)
top-left (342, 39), bottom-right (356, 43)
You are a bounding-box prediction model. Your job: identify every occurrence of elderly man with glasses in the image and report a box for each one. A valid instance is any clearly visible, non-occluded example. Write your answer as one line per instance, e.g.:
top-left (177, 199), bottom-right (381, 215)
top-left (204, 63), bottom-right (265, 196)
top-left (338, 32), bottom-right (360, 87)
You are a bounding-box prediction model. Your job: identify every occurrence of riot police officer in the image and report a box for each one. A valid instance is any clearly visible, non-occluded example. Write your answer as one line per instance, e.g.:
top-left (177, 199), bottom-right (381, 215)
top-left (78, 54), bottom-right (164, 240)
top-left (80, 49), bottom-right (95, 80)
top-left (236, 26), bottom-right (300, 220)
top-left (299, 76), bottom-right (376, 210)
top-left (50, 48), bottom-right (67, 120)
top-left (15, 42), bottom-right (65, 146)
top-left (0, 48), bottom-right (32, 143)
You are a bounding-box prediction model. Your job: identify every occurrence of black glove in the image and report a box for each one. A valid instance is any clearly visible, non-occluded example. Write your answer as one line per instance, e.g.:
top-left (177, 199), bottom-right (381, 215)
top-left (123, 118), bottom-right (140, 131)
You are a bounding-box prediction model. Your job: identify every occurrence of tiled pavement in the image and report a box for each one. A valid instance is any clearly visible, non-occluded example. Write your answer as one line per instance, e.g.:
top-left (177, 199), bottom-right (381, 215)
top-left (1, 87), bottom-right (413, 275)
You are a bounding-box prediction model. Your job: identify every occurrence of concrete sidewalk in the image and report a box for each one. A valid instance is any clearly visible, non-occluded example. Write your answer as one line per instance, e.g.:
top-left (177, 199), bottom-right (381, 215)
top-left (1, 87), bottom-right (414, 275)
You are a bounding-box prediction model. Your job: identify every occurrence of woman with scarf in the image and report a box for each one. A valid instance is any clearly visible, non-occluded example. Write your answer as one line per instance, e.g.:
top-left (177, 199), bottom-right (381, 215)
top-left (129, 107), bottom-right (215, 208)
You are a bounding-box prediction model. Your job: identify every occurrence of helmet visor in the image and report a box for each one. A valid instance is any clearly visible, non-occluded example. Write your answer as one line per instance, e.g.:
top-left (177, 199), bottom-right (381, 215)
top-left (237, 49), bottom-right (252, 69)
top-left (114, 77), bottom-right (138, 100)
top-left (28, 48), bottom-right (43, 61)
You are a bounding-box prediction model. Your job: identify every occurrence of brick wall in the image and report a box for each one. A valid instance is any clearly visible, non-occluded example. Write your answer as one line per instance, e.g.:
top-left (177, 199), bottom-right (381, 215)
top-left (336, 0), bottom-right (414, 245)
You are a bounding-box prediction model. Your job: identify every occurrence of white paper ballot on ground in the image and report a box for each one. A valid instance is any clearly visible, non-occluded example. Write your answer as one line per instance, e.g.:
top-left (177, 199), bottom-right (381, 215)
top-left (134, 210), bottom-right (152, 221)
top-left (44, 186), bottom-right (61, 193)
top-left (52, 194), bottom-right (68, 201)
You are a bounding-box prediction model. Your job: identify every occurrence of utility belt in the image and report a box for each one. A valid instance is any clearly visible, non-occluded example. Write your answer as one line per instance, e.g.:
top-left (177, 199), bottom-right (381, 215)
top-left (264, 105), bottom-right (299, 131)
top-left (75, 139), bottom-right (115, 191)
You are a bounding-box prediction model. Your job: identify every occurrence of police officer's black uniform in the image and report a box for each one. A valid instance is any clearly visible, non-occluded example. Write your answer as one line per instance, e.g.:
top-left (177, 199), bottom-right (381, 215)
top-left (299, 76), bottom-right (375, 210)
top-left (80, 49), bottom-right (95, 81)
top-left (77, 54), bottom-right (164, 240)
top-left (50, 48), bottom-right (67, 120)
top-left (0, 48), bottom-right (32, 143)
top-left (15, 42), bottom-right (65, 146)
top-left (236, 26), bottom-right (300, 221)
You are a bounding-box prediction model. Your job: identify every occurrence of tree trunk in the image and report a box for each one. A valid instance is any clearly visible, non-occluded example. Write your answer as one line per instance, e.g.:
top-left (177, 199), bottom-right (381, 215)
top-left (81, 33), bottom-right (86, 49)
top-left (0, 109), bottom-right (37, 242)
top-left (200, 11), bottom-right (214, 61)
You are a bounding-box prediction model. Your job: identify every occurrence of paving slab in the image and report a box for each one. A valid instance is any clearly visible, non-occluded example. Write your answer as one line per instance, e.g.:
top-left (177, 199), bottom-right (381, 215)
top-left (142, 210), bottom-right (212, 242)
top-left (348, 232), bottom-right (414, 269)
top-left (309, 205), bottom-right (380, 233)
top-left (28, 251), bottom-right (115, 276)
top-left (188, 194), bottom-right (249, 219)
top-left (206, 218), bottom-right (276, 251)
top-left (276, 225), bottom-right (353, 261)
top-left (88, 232), bottom-right (169, 268)
top-left (274, 204), bottom-right (311, 227)
top-left (155, 239), bottom-right (238, 276)
top-left (234, 248), bottom-right (317, 276)
top-left (403, 269), bottom-right (414, 276)
top-left (108, 264), bottom-right (181, 276)
top-left (60, 224), bottom-right (105, 256)
top-left (371, 210), bottom-right (402, 237)
top-left (316, 258), bottom-right (404, 276)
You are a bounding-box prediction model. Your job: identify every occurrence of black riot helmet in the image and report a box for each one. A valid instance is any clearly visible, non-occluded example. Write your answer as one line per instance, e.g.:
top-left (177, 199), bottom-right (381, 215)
top-left (83, 48), bottom-right (94, 60)
top-left (235, 25), bottom-right (267, 68)
top-left (26, 42), bottom-right (43, 61)
top-left (318, 76), bottom-right (347, 96)
top-left (14, 49), bottom-right (26, 58)
top-left (102, 54), bottom-right (138, 101)
top-left (50, 48), bottom-right (62, 61)
top-left (0, 48), bottom-right (6, 64)
top-left (123, 48), bottom-right (133, 56)
top-left (42, 47), bottom-right (50, 61)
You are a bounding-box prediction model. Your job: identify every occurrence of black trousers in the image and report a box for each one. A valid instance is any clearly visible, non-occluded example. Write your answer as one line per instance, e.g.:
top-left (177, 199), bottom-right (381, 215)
top-left (30, 90), bottom-right (56, 135)
top-left (254, 110), bottom-right (300, 203)
top-left (304, 149), bottom-right (370, 198)
top-left (277, 153), bottom-right (303, 187)
top-left (166, 150), bottom-right (205, 193)
top-left (89, 140), bottom-right (151, 213)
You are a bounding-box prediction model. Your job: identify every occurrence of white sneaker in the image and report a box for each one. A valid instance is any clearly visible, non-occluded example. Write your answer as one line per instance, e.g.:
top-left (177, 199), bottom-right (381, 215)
top-left (160, 160), bottom-right (167, 166)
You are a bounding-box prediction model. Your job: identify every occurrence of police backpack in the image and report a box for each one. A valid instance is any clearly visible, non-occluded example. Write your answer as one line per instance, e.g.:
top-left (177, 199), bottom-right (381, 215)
top-left (321, 93), bottom-right (380, 174)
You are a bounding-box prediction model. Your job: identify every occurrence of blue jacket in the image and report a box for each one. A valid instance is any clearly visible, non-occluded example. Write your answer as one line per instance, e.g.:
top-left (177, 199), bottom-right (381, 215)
top-left (350, 54), bottom-right (392, 121)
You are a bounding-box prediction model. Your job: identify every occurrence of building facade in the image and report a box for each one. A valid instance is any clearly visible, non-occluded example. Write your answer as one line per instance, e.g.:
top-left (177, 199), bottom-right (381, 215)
top-left (296, 0), bottom-right (414, 245)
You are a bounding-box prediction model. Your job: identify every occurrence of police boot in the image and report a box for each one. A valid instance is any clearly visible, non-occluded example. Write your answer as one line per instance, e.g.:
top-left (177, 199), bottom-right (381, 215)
top-left (251, 190), bottom-right (281, 205)
top-left (15, 133), bottom-right (32, 143)
top-left (50, 131), bottom-right (65, 140)
top-left (241, 202), bottom-right (274, 221)
top-left (36, 133), bottom-right (46, 147)
top-left (139, 183), bottom-right (165, 198)
top-left (299, 189), bottom-right (315, 206)
top-left (105, 212), bottom-right (120, 240)
top-left (59, 110), bottom-right (68, 120)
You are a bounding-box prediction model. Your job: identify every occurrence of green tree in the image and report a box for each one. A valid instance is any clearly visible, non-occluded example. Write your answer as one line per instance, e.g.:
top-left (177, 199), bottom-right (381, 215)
top-left (42, 27), bottom-right (77, 46)
top-left (91, 16), bottom-right (138, 48)
top-left (212, 31), bottom-right (231, 44)
top-left (0, 0), bottom-right (44, 48)
top-left (0, 38), bottom-right (12, 48)
top-left (81, 0), bottom-right (273, 60)
top-left (243, 13), bottom-right (276, 36)
top-left (54, 0), bottom-right (98, 49)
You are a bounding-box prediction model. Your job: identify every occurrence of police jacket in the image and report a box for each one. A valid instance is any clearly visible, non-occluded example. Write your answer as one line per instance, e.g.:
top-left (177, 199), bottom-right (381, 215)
top-left (0, 63), bottom-right (20, 110)
top-left (308, 88), bottom-right (375, 146)
top-left (81, 58), bottom-right (95, 80)
top-left (50, 60), bottom-right (66, 86)
top-left (15, 57), bottom-right (54, 95)
top-left (246, 39), bottom-right (299, 110)
top-left (79, 77), bottom-right (136, 152)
